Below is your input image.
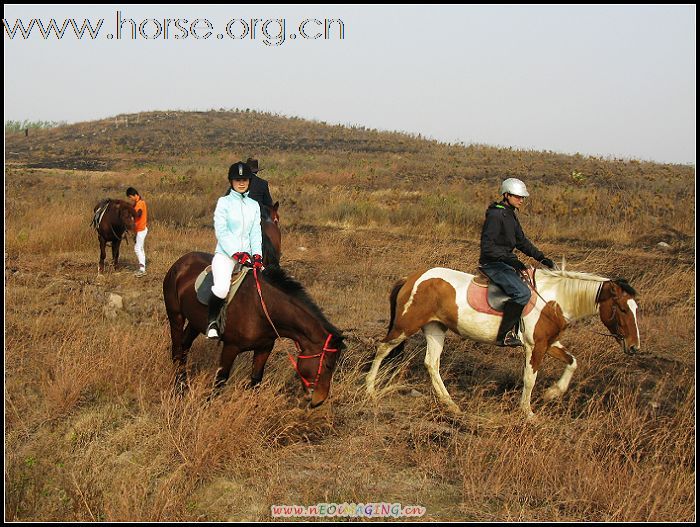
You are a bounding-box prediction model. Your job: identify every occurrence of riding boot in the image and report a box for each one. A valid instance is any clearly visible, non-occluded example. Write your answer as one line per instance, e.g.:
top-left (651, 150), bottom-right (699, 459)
top-left (496, 301), bottom-right (526, 347)
top-left (206, 294), bottom-right (226, 339)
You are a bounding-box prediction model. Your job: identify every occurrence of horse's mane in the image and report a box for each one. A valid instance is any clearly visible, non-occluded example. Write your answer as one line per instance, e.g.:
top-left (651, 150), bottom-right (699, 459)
top-left (538, 269), bottom-right (637, 293)
top-left (537, 269), bottom-right (609, 283)
top-left (536, 269), bottom-right (609, 319)
top-left (106, 199), bottom-right (136, 213)
top-left (613, 277), bottom-right (637, 296)
top-left (536, 269), bottom-right (637, 320)
top-left (261, 266), bottom-right (343, 338)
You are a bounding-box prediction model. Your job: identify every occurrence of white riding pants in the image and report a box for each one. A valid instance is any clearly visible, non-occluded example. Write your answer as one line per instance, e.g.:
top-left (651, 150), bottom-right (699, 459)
top-left (211, 252), bottom-right (238, 300)
top-left (134, 228), bottom-right (148, 269)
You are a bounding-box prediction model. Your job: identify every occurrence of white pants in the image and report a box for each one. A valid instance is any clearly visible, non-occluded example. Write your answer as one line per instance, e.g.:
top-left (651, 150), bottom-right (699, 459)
top-left (134, 228), bottom-right (147, 269)
top-left (211, 252), bottom-right (240, 299)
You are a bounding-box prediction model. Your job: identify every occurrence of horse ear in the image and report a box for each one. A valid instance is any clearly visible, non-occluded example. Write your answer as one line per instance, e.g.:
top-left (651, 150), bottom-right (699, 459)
top-left (273, 201), bottom-right (279, 211)
top-left (561, 256), bottom-right (566, 271)
top-left (610, 282), bottom-right (620, 299)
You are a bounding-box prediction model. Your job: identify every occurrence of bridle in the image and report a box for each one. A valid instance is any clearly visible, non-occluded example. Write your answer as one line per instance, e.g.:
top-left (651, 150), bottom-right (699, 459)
top-left (252, 267), bottom-right (340, 395)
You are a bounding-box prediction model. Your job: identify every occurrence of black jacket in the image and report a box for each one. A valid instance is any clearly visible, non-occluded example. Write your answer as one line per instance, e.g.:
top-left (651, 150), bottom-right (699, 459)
top-left (479, 201), bottom-right (544, 265)
top-left (247, 175), bottom-right (273, 208)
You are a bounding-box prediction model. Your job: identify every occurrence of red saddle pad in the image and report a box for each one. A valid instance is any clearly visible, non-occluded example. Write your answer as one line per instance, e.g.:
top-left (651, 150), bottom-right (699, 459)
top-left (467, 279), bottom-right (538, 316)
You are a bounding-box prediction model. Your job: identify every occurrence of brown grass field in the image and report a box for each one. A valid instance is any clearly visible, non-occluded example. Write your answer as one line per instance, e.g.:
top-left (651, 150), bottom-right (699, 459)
top-left (5, 111), bottom-right (695, 521)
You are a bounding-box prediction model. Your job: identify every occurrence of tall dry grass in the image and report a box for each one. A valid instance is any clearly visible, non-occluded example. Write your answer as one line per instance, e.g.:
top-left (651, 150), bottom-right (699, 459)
top-left (5, 137), bottom-right (695, 521)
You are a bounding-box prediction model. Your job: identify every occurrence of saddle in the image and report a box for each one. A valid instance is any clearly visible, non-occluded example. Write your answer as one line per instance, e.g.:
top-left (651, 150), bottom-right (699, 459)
top-left (92, 199), bottom-right (111, 230)
top-left (195, 265), bottom-right (249, 306)
top-left (467, 267), bottom-right (537, 316)
top-left (195, 265), bottom-right (250, 337)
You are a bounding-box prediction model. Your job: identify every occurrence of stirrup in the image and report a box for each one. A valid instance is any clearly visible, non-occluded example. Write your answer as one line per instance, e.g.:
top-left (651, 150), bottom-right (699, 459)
top-left (206, 322), bottom-right (220, 339)
top-left (499, 330), bottom-right (523, 347)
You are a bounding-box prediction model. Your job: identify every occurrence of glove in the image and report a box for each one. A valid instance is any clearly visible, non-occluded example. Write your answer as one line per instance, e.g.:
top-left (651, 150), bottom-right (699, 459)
top-left (503, 256), bottom-right (527, 271)
top-left (232, 252), bottom-right (252, 265)
top-left (252, 254), bottom-right (265, 271)
top-left (540, 257), bottom-right (555, 270)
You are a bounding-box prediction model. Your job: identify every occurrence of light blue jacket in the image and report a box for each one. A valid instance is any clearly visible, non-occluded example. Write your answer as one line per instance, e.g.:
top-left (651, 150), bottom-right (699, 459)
top-left (214, 191), bottom-right (263, 257)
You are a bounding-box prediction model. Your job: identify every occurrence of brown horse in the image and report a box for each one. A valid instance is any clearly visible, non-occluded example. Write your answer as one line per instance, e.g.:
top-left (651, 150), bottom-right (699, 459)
top-left (163, 251), bottom-right (345, 407)
top-left (261, 201), bottom-right (281, 267)
top-left (92, 199), bottom-right (137, 273)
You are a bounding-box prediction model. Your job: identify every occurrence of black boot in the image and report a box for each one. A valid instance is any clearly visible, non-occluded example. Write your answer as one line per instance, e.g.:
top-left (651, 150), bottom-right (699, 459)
top-left (206, 294), bottom-right (226, 339)
top-left (496, 301), bottom-right (525, 347)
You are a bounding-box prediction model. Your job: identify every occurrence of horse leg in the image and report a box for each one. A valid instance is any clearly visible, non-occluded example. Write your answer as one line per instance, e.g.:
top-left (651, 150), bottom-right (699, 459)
top-left (112, 240), bottom-right (121, 271)
top-left (212, 343), bottom-right (242, 395)
top-left (98, 237), bottom-right (107, 273)
top-left (520, 342), bottom-right (546, 419)
top-left (250, 343), bottom-right (274, 388)
top-left (182, 322), bottom-right (199, 350)
top-left (543, 341), bottom-right (577, 401)
top-left (168, 314), bottom-right (190, 395)
top-left (422, 322), bottom-right (460, 414)
top-left (365, 330), bottom-right (409, 398)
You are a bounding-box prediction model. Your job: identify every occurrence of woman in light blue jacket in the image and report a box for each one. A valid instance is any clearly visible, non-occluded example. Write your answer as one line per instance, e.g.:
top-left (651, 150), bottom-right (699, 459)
top-left (207, 161), bottom-right (264, 339)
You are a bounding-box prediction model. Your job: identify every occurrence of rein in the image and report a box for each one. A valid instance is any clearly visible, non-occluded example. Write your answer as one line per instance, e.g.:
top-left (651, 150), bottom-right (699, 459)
top-left (252, 267), bottom-right (339, 394)
top-left (111, 225), bottom-right (130, 245)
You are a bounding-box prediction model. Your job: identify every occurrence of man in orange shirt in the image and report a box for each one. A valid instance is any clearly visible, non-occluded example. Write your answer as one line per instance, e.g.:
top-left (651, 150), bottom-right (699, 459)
top-left (126, 187), bottom-right (148, 277)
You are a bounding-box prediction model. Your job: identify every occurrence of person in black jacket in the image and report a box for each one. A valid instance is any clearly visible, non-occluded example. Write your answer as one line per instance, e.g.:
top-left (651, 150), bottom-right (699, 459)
top-left (245, 158), bottom-right (274, 209)
top-left (479, 178), bottom-right (555, 347)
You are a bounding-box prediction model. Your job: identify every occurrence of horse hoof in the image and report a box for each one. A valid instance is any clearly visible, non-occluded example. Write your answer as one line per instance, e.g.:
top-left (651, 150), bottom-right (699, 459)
top-left (543, 387), bottom-right (562, 402)
top-left (447, 404), bottom-right (462, 415)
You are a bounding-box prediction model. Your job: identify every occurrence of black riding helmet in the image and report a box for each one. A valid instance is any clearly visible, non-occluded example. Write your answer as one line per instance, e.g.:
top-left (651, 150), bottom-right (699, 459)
top-left (228, 161), bottom-right (254, 180)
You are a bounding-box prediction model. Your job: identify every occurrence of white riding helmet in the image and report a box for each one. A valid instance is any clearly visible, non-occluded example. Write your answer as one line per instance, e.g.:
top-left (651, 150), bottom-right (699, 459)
top-left (500, 178), bottom-right (529, 197)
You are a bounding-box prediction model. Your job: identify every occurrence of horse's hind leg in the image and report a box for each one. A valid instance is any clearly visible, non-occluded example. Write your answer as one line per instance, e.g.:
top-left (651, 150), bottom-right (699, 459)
top-left (422, 322), bottom-right (460, 414)
top-left (98, 237), bottom-right (107, 273)
top-left (167, 313), bottom-right (189, 394)
top-left (543, 341), bottom-right (577, 401)
top-left (365, 330), bottom-right (408, 398)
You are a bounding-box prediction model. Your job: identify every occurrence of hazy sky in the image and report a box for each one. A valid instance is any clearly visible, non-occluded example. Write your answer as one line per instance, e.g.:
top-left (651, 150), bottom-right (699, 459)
top-left (3, 5), bottom-right (696, 164)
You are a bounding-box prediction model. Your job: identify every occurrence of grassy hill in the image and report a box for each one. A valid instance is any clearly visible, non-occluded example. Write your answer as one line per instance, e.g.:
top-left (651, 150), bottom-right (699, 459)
top-left (4, 111), bottom-right (695, 521)
top-left (5, 109), bottom-right (692, 189)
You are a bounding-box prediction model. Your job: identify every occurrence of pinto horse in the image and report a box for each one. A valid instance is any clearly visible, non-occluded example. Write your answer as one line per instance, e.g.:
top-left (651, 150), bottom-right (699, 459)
top-left (163, 251), bottom-right (345, 407)
top-left (366, 267), bottom-right (640, 418)
top-left (92, 199), bottom-right (137, 273)
top-left (261, 201), bottom-right (281, 267)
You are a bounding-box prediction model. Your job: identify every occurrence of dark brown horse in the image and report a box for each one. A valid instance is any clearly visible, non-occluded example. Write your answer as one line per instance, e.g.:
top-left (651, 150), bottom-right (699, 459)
top-left (163, 251), bottom-right (345, 407)
top-left (261, 201), bottom-right (281, 267)
top-left (92, 199), bottom-right (137, 273)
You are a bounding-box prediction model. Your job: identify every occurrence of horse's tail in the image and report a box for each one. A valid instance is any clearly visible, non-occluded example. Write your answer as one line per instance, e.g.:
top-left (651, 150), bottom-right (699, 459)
top-left (385, 278), bottom-right (407, 360)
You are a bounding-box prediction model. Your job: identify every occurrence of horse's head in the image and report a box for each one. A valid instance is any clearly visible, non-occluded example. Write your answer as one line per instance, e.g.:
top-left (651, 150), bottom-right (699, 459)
top-left (119, 202), bottom-right (137, 233)
top-left (299, 332), bottom-right (345, 408)
top-left (269, 201), bottom-right (280, 225)
top-left (261, 202), bottom-right (281, 266)
top-left (597, 279), bottom-right (640, 355)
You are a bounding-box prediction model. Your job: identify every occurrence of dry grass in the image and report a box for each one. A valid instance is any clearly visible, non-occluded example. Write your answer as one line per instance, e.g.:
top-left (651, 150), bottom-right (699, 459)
top-left (4, 114), bottom-right (695, 521)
